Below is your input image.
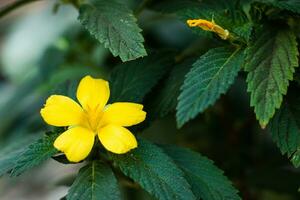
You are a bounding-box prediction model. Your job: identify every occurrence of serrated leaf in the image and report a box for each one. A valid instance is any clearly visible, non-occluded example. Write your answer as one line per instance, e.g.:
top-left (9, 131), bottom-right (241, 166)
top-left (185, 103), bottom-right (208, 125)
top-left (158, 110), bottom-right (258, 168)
top-left (10, 133), bottom-right (59, 176)
top-left (109, 52), bottom-right (174, 103)
top-left (245, 28), bottom-right (299, 128)
top-left (78, 0), bottom-right (147, 62)
top-left (150, 59), bottom-right (194, 118)
top-left (110, 139), bottom-right (195, 200)
top-left (67, 161), bottom-right (120, 200)
top-left (162, 146), bottom-right (241, 200)
top-left (177, 47), bottom-right (245, 127)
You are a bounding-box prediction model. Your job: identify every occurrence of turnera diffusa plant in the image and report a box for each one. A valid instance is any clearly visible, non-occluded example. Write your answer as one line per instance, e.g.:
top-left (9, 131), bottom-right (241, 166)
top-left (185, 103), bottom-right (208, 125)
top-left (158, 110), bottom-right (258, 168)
top-left (1, 0), bottom-right (300, 199)
top-left (40, 75), bottom-right (146, 162)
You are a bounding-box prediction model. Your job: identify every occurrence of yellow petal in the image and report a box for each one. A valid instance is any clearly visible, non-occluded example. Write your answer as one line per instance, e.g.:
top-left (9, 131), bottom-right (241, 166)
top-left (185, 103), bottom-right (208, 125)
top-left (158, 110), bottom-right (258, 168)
top-left (98, 125), bottom-right (137, 154)
top-left (40, 95), bottom-right (85, 127)
top-left (100, 103), bottom-right (146, 127)
top-left (54, 127), bottom-right (95, 162)
top-left (76, 75), bottom-right (110, 111)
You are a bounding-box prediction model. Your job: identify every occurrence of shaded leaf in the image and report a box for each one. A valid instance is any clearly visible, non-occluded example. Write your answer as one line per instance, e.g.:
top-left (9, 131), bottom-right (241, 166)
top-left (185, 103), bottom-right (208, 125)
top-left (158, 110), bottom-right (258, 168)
top-left (151, 59), bottom-right (194, 118)
top-left (109, 52), bottom-right (174, 103)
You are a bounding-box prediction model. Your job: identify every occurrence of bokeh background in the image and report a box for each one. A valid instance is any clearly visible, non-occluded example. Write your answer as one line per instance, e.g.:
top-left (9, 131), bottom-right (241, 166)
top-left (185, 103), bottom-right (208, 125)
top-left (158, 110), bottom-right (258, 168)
top-left (0, 1), bottom-right (299, 200)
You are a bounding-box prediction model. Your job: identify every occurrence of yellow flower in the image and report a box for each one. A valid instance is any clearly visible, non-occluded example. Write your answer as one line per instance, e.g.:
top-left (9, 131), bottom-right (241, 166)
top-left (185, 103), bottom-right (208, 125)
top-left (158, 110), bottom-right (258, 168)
top-left (40, 75), bottom-right (146, 162)
top-left (186, 19), bottom-right (230, 40)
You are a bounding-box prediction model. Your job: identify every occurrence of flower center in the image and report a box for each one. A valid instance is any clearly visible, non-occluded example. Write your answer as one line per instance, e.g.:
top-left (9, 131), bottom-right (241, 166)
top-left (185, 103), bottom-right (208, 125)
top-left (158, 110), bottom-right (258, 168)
top-left (85, 106), bottom-right (104, 133)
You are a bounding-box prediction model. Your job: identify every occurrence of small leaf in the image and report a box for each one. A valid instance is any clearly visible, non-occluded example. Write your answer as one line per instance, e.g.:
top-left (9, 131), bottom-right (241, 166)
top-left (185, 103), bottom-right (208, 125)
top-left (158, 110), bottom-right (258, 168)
top-left (177, 47), bottom-right (245, 127)
top-left (109, 52), bottom-right (174, 103)
top-left (67, 161), bottom-right (120, 200)
top-left (78, 0), bottom-right (147, 62)
top-left (10, 133), bottom-right (59, 176)
top-left (245, 28), bottom-right (299, 128)
top-left (110, 139), bottom-right (195, 200)
top-left (162, 146), bottom-right (241, 200)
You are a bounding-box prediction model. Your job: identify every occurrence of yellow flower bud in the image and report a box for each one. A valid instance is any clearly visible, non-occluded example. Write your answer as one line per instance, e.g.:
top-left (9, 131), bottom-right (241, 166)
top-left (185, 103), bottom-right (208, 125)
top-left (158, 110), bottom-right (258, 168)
top-left (187, 19), bottom-right (230, 40)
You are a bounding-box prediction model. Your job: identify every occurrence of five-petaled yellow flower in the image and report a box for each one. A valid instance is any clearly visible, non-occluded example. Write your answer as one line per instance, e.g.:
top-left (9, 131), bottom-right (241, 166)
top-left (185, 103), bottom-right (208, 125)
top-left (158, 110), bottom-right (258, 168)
top-left (40, 75), bottom-right (146, 162)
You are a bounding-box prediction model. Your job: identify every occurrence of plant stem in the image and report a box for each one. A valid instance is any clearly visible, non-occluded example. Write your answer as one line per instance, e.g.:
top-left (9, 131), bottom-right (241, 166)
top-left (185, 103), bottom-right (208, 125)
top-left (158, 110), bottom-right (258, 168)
top-left (0, 0), bottom-right (41, 19)
top-left (134, 0), bottom-right (153, 16)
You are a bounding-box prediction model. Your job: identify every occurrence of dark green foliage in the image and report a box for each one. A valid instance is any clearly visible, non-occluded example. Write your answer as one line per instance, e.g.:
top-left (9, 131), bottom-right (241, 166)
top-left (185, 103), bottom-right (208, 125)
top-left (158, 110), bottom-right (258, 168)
top-left (269, 91), bottom-right (300, 167)
top-left (162, 146), bottom-right (241, 200)
top-left (177, 47), bottom-right (245, 127)
top-left (67, 161), bottom-right (121, 200)
top-left (151, 59), bottom-right (194, 118)
top-left (78, 0), bottom-right (147, 62)
top-left (110, 139), bottom-right (195, 200)
top-left (245, 28), bottom-right (299, 128)
top-left (257, 0), bottom-right (300, 14)
top-left (109, 52), bottom-right (174, 103)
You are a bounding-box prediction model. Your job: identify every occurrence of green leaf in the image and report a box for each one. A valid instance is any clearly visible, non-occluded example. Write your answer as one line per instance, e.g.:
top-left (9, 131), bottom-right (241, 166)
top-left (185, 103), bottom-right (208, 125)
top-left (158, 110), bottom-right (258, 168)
top-left (67, 161), bottom-right (120, 200)
top-left (162, 146), bottom-right (241, 200)
top-left (78, 0), bottom-right (147, 62)
top-left (151, 59), bottom-right (194, 118)
top-left (269, 91), bottom-right (300, 167)
top-left (110, 139), bottom-right (195, 200)
top-left (177, 47), bottom-right (245, 127)
top-left (109, 52), bottom-right (174, 103)
top-left (10, 133), bottom-right (59, 176)
top-left (245, 28), bottom-right (299, 128)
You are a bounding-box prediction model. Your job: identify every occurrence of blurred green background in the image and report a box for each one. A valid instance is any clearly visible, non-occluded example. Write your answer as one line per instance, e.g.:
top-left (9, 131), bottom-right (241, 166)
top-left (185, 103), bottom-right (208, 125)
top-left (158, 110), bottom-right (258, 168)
top-left (0, 1), bottom-right (299, 200)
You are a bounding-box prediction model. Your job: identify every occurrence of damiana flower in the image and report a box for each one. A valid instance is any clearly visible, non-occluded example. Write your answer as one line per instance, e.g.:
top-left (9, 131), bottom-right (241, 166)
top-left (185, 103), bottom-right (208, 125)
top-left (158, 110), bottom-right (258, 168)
top-left (40, 75), bottom-right (146, 162)
top-left (186, 19), bottom-right (230, 40)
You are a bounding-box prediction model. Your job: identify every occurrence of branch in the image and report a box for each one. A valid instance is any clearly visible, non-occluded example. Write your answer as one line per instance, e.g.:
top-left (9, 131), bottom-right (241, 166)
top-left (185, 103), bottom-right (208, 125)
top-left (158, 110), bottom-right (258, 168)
top-left (0, 0), bottom-right (41, 19)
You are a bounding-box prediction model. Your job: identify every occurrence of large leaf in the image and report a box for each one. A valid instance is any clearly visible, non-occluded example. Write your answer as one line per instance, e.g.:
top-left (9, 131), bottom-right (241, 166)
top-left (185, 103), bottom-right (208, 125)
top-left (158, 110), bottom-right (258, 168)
top-left (245, 28), bottom-right (299, 128)
top-left (269, 92), bottom-right (300, 167)
top-left (78, 0), bottom-right (147, 62)
top-left (162, 146), bottom-right (241, 200)
top-left (110, 139), bottom-right (195, 200)
top-left (109, 52), bottom-right (173, 103)
top-left (67, 161), bottom-right (120, 200)
top-left (177, 47), bottom-right (245, 127)
top-left (10, 133), bottom-right (59, 176)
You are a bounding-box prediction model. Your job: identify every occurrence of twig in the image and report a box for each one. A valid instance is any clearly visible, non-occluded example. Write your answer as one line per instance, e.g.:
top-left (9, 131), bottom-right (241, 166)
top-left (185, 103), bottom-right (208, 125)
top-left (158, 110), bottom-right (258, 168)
top-left (0, 0), bottom-right (41, 19)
